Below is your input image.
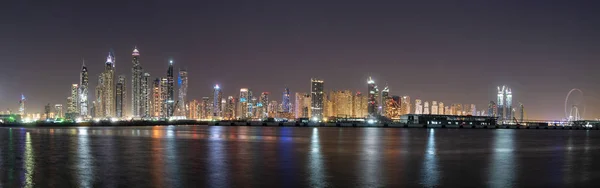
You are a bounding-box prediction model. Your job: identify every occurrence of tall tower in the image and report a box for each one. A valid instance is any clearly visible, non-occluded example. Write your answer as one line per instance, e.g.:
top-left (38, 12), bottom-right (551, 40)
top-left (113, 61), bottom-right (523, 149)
top-left (438, 102), bottom-right (444, 115)
top-left (95, 75), bottom-right (105, 117)
top-left (115, 75), bottom-right (126, 118)
top-left (400, 96), bottom-right (411, 115)
top-left (131, 47), bottom-right (143, 117)
top-left (152, 78), bottom-right (162, 118)
top-left (103, 51), bottom-right (115, 117)
top-left (79, 60), bottom-right (89, 117)
top-left (488, 101), bottom-right (497, 117)
top-left (431, 101), bottom-right (438, 115)
top-left (506, 88), bottom-right (513, 121)
top-left (18, 94), bottom-right (25, 116)
top-left (166, 60), bottom-right (175, 117)
top-left (260, 92), bottom-right (269, 118)
top-left (213, 84), bottom-right (222, 118)
top-left (160, 78), bottom-right (168, 118)
top-left (201, 97), bottom-right (211, 119)
top-left (381, 85), bottom-right (389, 116)
top-left (68, 84), bottom-right (78, 114)
top-left (310, 78), bottom-right (324, 121)
top-left (424, 101), bottom-right (430, 114)
top-left (54, 104), bottom-right (63, 118)
top-left (414, 99), bottom-right (422, 114)
top-left (282, 88), bottom-right (291, 113)
top-left (519, 103), bottom-right (525, 122)
top-left (141, 73), bottom-right (151, 118)
top-left (497, 86), bottom-right (505, 121)
top-left (239, 88), bottom-right (249, 119)
top-left (367, 77), bottom-right (379, 118)
top-left (178, 69), bottom-right (188, 116)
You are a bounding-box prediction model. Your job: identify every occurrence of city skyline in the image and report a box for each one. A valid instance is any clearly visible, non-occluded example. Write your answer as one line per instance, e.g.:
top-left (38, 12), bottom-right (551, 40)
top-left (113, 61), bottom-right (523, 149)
top-left (1, 1), bottom-right (599, 120)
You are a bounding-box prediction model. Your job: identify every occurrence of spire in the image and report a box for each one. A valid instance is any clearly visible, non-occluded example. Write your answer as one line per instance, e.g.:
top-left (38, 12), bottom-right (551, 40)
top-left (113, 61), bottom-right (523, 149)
top-left (132, 46), bottom-right (140, 56)
top-left (82, 58), bottom-right (86, 67)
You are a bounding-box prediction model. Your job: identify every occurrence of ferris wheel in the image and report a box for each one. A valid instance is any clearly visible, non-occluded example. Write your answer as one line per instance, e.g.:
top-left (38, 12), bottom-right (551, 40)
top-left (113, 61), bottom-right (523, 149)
top-left (565, 89), bottom-right (585, 121)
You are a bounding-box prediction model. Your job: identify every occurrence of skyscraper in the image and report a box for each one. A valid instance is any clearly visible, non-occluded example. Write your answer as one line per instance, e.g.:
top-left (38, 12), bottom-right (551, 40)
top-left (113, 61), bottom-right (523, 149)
top-left (414, 99), bottom-right (422, 114)
top-left (54, 104), bottom-right (63, 118)
top-left (18, 94), bottom-right (25, 116)
top-left (352, 92), bottom-right (367, 118)
top-left (188, 99), bottom-right (199, 119)
top-left (331, 90), bottom-right (353, 117)
top-left (295, 92), bottom-right (311, 119)
top-left (131, 47), bottom-right (143, 117)
top-left (367, 77), bottom-right (379, 118)
top-left (79, 61), bottom-right (89, 117)
top-left (438, 102), bottom-right (444, 115)
top-left (488, 101), bottom-right (497, 117)
top-left (431, 101), bottom-right (438, 115)
top-left (95, 75), bottom-right (104, 118)
top-left (213, 84), bottom-right (222, 118)
top-left (400, 96), bottom-right (411, 115)
top-left (115, 75), bottom-right (126, 118)
top-left (310, 78), bottom-right (324, 121)
top-left (101, 51), bottom-right (115, 117)
top-left (282, 88), bottom-right (291, 113)
top-left (166, 60), bottom-right (175, 117)
top-left (381, 85), bottom-right (389, 116)
top-left (497, 86), bottom-right (505, 121)
top-left (201, 97), bottom-right (211, 119)
top-left (519, 103), bottom-right (525, 122)
top-left (239, 88), bottom-right (249, 119)
top-left (506, 88), bottom-right (513, 121)
top-left (268, 101), bottom-right (278, 118)
top-left (152, 78), bottom-right (162, 118)
top-left (160, 78), bottom-right (168, 118)
top-left (471, 104), bottom-right (477, 116)
top-left (178, 69), bottom-right (188, 116)
top-left (225, 96), bottom-right (236, 120)
top-left (69, 84), bottom-right (78, 114)
top-left (260, 92), bottom-right (269, 118)
top-left (141, 73), bottom-right (151, 118)
top-left (424, 101), bottom-right (430, 114)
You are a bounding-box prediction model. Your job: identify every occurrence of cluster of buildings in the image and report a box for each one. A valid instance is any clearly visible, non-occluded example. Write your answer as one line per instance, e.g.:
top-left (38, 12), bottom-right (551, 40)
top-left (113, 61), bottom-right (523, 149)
top-left (4, 47), bottom-right (526, 123)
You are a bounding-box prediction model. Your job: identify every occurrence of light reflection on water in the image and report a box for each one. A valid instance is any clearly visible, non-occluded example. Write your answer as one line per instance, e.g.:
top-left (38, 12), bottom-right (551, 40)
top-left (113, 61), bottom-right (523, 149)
top-left (421, 129), bottom-right (439, 187)
top-left (1, 127), bottom-right (600, 187)
top-left (488, 129), bottom-right (516, 188)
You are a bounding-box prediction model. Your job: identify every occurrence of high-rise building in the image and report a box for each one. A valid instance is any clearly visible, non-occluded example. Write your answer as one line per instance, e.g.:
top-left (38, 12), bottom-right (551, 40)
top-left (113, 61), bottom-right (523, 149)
top-left (295, 92), bottom-right (311, 119)
top-left (152, 78), bottom-right (162, 118)
top-left (239, 88), bottom-right (249, 119)
top-left (103, 51), bottom-right (115, 117)
top-left (79, 61), bottom-right (89, 117)
top-left (456, 104), bottom-right (463, 115)
top-left (310, 78), bottom-right (324, 121)
top-left (141, 73), bottom-right (151, 118)
top-left (384, 95), bottom-right (401, 118)
top-left (68, 84), bottom-right (78, 114)
top-left (400, 96), bottom-right (411, 115)
top-left (166, 60), bottom-right (175, 117)
top-left (444, 106), bottom-right (450, 115)
top-left (431, 101), bottom-right (438, 115)
top-left (224, 96), bottom-right (236, 120)
top-left (131, 47), bottom-right (143, 117)
top-left (331, 90), bottom-right (353, 118)
top-left (160, 78), bottom-right (168, 118)
top-left (471, 104), bottom-right (477, 116)
top-left (414, 99), bottom-right (422, 114)
top-left (424, 101), bottom-right (430, 114)
top-left (282, 88), bottom-right (291, 113)
top-left (367, 77), bottom-right (379, 118)
top-left (381, 85), bottom-right (389, 116)
top-left (115, 75), bottom-right (126, 118)
top-left (488, 101), bottom-right (497, 117)
top-left (352, 92), bottom-right (368, 118)
top-left (188, 99), bottom-right (199, 119)
top-left (519, 103), bottom-right (525, 122)
top-left (178, 69), bottom-right (188, 116)
top-left (18, 94), bottom-right (26, 116)
top-left (497, 86), bottom-right (505, 121)
top-left (268, 100), bottom-right (278, 118)
top-left (438, 102), bottom-right (444, 115)
top-left (212, 84), bottom-right (222, 118)
top-left (54, 104), bottom-right (63, 118)
top-left (506, 88), bottom-right (513, 121)
top-left (260, 92), bottom-right (269, 118)
top-left (200, 97), bottom-right (211, 119)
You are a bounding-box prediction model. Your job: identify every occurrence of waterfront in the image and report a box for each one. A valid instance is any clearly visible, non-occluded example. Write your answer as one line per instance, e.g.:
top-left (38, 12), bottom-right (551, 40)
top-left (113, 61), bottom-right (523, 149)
top-left (1, 126), bottom-right (599, 187)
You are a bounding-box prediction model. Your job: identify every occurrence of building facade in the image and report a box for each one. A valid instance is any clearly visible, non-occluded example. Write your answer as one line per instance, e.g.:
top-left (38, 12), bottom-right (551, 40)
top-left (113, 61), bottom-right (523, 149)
top-left (310, 79), bottom-right (324, 120)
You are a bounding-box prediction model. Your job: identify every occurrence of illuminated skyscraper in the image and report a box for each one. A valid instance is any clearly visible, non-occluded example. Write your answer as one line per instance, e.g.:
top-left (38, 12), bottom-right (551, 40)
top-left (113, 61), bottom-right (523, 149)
top-left (131, 47), bottom-right (143, 117)
top-left (414, 99), bottom-right (422, 114)
top-left (310, 78), bottom-right (324, 120)
top-left (268, 100), bottom-right (278, 118)
top-left (224, 96), bottom-right (236, 120)
top-left (444, 106), bottom-right (450, 115)
top-left (103, 51), bottom-right (115, 117)
top-left (424, 101), bottom-right (430, 114)
top-left (115, 75), bottom-right (126, 118)
top-left (79, 61), bottom-right (89, 117)
top-left (438, 102), bottom-right (444, 115)
top-left (160, 78), bottom-right (168, 118)
top-left (384, 95), bottom-right (401, 118)
top-left (497, 86), bottom-right (505, 120)
top-left (152, 78), bottom-right (162, 118)
top-left (400, 96), bottom-right (411, 115)
top-left (166, 60), bottom-right (175, 117)
top-left (178, 69), bottom-right (188, 116)
top-left (431, 101), bottom-right (438, 115)
top-left (188, 99), bottom-right (199, 119)
top-left (239, 88), bottom-right (249, 119)
top-left (213, 84), bottom-right (222, 118)
top-left (54, 104), bottom-right (63, 118)
top-left (352, 92), bottom-right (367, 118)
top-left (95, 75), bottom-right (104, 118)
top-left (201, 97), bottom-right (211, 119)
top-left (506, 88), bottom-right (513, 121)
top-left (331, 90), bottom-right (353, 117)
top-left (381, 85), bottom-right (389, 116)
top-left (471, 104), bottom-right (477, 116)
top-left (68, 84), bottom-right (78, 114)
top-left (260, 92), bottom-right (269, 118)
top-left (295, 92), bottom-right (311, 118)
top-left (141, 73), bottom-right (151, 118)
top-left (367, 77), bottom-right (379, 117)
top-left (18, 94), bottom-right (26, 116)
top-left (282, 88), bottom-right (291, 113)
top-left (488, 101), bottom-right (497, 117)
top-left (519, 103), bottom-right (525, 122)
top-left (246, 89), bottom-right (254, 118)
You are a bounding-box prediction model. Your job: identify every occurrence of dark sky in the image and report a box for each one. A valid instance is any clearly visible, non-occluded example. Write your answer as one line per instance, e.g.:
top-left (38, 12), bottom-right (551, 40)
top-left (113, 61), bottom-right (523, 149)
top-left (1, 0), bottom-right (599, 120)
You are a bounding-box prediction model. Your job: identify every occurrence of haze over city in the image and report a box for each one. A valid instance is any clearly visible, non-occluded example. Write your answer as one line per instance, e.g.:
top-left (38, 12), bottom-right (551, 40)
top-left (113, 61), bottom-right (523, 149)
top-left (1, 0), bottom-right (599, 120)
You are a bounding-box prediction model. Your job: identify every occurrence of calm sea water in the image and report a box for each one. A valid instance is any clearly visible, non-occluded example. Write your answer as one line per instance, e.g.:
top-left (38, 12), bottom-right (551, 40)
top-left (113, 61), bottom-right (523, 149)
top-left (0, 126), bottom-right (599, 187)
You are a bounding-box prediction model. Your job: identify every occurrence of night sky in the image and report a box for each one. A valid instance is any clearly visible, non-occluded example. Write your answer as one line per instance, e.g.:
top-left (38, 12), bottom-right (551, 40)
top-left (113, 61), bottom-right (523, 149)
top-left (1, 0), bottom-right (599, 120)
